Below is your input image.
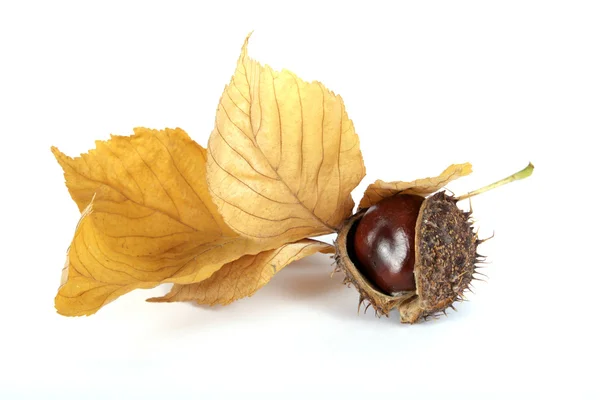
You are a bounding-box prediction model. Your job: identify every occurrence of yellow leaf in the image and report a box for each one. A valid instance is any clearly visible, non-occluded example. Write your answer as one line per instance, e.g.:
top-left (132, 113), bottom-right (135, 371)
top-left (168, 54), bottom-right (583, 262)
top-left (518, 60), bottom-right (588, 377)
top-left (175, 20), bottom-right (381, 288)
top-left (358, 163), bottom-right (473, 209)
top-left (52, 128), bottom-right (280, 316)
top-left (206, 34), bottom-right (366, 242)
top-left (148, 240), bottom-right (334, 305)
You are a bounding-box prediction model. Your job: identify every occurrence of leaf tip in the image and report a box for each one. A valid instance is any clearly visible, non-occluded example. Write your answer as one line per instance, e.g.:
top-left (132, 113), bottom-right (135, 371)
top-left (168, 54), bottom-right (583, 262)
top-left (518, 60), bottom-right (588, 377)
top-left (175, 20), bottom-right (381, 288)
top-left (50, 145), bottom-right (65, 160)
top-left (240, 31), bottom-right (254, 59)
top-left (463, 162), bottom-right (473, 175)
top-left (319, 245), bottom-right (336, 255)
top-left (51, 146), bottom-right (72, 174)
top-left (145, 294), bottom-right (172, 303)
top-left (54, 296), bottom-right (90, 317)
top-left (145, 297), bottom-right (161, 303)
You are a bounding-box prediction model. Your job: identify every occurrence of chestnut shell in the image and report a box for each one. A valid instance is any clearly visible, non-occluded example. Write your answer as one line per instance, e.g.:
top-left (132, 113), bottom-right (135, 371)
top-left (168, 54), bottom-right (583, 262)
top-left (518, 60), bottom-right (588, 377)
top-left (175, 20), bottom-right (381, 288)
top-left (334, 191), bottom-right (479, 323)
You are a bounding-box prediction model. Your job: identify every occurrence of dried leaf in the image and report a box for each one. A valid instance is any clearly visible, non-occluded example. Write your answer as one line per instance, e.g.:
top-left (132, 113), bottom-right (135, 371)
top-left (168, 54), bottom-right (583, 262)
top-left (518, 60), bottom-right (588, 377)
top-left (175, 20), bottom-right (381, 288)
top-left (358, 163), bottom-right (473, 209)
top-left (52, 128), bottom-right (280, 316)
top-left (206, 34), bottom-right (366, 242)
top-left (149, 239), bottom-right (334, 305)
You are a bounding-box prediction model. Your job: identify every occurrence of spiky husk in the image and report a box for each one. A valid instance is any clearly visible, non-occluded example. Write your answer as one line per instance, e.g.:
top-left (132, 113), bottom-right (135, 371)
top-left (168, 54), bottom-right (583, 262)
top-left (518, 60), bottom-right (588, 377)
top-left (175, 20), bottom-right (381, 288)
top-left (334, 191), bottom-right (482, 324)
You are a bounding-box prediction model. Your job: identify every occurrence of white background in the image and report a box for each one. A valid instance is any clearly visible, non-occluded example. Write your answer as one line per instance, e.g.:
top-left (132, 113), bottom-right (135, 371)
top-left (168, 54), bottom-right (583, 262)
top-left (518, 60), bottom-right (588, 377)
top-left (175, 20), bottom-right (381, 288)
top-left (1, 1), bottom-right (599, 398)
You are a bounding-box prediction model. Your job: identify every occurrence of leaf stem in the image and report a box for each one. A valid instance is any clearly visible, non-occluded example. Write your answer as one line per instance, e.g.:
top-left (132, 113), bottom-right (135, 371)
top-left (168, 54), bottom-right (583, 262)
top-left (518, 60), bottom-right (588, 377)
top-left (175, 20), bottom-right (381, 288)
top-left (456, 162), bottom-right (534, 201)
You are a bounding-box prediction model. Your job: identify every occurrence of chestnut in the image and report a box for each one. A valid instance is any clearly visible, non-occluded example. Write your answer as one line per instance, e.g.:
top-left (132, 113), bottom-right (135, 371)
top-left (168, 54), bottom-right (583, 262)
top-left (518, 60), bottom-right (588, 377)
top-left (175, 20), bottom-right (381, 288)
top-left (352, 194), bottom-right (424, 294)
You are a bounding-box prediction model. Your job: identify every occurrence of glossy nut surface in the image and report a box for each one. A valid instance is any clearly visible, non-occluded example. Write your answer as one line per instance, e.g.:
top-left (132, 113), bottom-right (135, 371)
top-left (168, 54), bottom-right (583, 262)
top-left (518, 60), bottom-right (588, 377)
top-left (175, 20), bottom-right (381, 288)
top-left (352, 194), bottom-right (424, 294)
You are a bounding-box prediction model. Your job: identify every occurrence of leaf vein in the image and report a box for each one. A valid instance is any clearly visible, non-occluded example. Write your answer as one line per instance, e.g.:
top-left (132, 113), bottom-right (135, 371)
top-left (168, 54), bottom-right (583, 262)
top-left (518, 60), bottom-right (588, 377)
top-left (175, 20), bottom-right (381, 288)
top-left (312, 83), bottom-right (326, 213)
top-left (208, 186), bottom-right (307, 223)
top-left (152, 134), bottom-right (220, 227)
top-left (232, 78), bottom-right (250, 104)
top-left (207, 144), bottom-right (296, 205)
top-left (225, 87), bottom-right (250, 117)
top-left (127, 139), bottom-right (182, 221)
top-left (215, 125), bottom-right (278, 181)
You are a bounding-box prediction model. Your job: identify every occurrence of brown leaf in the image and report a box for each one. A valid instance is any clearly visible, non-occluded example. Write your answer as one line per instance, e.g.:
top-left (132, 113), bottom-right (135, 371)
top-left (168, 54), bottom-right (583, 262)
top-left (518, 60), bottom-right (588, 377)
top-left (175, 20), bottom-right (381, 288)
top-left (358, 163), bottom-right (473, 209)
top-left (52, 128), bottom-right (280, 316)
top-left (149, 239), bottom-right (334, 305)
top-left (206, 34), bottom-right (366, 242)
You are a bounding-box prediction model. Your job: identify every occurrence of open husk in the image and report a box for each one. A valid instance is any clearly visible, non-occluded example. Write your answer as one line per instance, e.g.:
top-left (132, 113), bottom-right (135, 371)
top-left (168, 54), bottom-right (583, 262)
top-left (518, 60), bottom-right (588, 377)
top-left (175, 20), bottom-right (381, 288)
top-left (334, 191), bottom-right (480, 324)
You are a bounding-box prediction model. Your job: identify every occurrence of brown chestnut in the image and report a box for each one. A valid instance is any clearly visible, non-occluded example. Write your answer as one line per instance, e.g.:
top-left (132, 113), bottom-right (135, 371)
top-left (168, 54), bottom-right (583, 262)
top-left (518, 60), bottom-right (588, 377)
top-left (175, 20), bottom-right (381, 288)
top-left (352, 194), bottom-right (424, 294)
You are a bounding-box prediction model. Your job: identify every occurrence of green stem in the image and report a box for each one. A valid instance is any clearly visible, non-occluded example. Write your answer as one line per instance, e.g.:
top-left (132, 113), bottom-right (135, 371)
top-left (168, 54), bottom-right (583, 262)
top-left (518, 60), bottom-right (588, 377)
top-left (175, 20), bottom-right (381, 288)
top-left (456, 162), bottom-right (534, 201)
